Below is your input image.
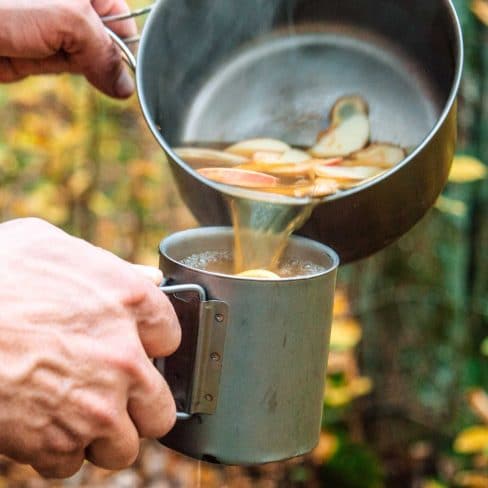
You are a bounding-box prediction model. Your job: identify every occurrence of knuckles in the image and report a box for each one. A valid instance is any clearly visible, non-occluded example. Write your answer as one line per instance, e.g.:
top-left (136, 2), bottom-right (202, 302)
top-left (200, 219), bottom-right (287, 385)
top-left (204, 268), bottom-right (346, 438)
top-left (83, 397), bottom-right (121, 432)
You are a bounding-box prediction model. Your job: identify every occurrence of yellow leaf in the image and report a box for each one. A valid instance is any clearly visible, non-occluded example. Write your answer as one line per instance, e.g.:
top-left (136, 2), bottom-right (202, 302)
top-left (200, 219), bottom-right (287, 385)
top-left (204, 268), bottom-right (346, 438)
top-left (88, 191), bottom-right (115, 217)
top-left (449, 155), bottom-right (487, 183)
top-left (454, 470), bottom-right (488, 488)
top-left (330, 317), bottom-right (362, 351)
top-left (349, 376), bottom-right (374, 397)
top-left (325, 385), bottom-right (353, 407)
top-left (333, 290), bottom-right (351, 317)
top-left (128, 159), bottom-right (161, 179)
top-left (435, 195), bottom-right (468, 217)
top-left (454, 425), bottom-right (488, 454)
top-left (12, 182), bottom-right (68, 225)
top-left (472, 0), bottom-right (488, 25)
top-left (422, 480), bottom-right (447, 488)
top-left (67, 169), bottom-right (92, 197)
top-left (467, 389), bottom-right (488, 424)
top-left (310, 431), bottom-right (339, 464)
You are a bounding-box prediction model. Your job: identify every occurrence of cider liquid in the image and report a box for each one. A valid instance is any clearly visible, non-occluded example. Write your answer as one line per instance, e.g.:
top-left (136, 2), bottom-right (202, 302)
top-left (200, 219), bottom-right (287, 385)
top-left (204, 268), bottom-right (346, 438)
top-left (227, 195), bottom-right (317, 274)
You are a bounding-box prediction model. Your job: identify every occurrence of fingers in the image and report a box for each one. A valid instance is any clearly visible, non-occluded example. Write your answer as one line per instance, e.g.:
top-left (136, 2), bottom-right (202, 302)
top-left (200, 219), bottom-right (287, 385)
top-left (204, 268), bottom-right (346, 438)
top-left (0, 54), bottom-right (77, 83)
top-left (91, 0), bottom-right (138, 40)
top-left (85, 412), bottom-right (140, 470)
top-left (63, 3), bottom-right (135, 99)
top-left (132, 264), bottom-right (164, 285)
top-left (0, 0), bottom-right (137, 97)
top-left (32, 450), bottom-right (85, 479)
top-left (128, 357), bottom-right (177, 438)
top-left (126, 275), bottom-right (181, 358)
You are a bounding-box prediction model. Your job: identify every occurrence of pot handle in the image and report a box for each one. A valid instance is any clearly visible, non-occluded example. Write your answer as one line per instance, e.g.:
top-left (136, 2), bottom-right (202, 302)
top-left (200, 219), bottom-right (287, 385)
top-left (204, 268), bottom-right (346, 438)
top-left (157, 283), bottom-right (229, 421)
top-left (101, 3), bottom-right (155, 70)
top-left (106, 29), bottom-right (137, 72)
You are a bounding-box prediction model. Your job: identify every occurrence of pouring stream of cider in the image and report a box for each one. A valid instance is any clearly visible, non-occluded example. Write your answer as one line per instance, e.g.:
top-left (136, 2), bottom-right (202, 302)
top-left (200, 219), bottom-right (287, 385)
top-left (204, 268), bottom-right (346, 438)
top-left (227, 195), bottom-right (317, 274)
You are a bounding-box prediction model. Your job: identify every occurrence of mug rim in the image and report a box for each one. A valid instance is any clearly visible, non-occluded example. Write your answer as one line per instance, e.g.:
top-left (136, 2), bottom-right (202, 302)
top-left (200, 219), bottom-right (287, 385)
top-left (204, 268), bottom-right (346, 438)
top-left (159, 226), bottom-right (340, 282)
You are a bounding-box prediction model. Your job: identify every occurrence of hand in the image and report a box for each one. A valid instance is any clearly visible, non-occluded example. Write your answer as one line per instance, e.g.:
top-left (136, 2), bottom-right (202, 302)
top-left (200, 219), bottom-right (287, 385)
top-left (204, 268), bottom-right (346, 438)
top-left (0, 218), bottom-right (181, 478)
top-left (0, 0), bottom-right (137, 98)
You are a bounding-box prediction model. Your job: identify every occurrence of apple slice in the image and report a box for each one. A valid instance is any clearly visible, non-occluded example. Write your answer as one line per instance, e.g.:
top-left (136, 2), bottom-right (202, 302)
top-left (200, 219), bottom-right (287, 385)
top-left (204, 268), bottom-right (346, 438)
top-left (197, 167), bottom-right (279, 188)
top-left (345, 143), bottom-right (406, 168)
top-left (236, 269), bottom-right (281, 279)
top-left (330, 95), bottom-right (369, 125)
top-left (299, 179), bottom-right (340, 198)
top-left (310, 113), bottom-right (370, 158)
top-left (314, 164), bottom-right (383, 180)
top-left (280, 149), bottom-right (312, 163)
top-left (238, 161), bottom-right (315, 178)
top-left (225, 138), bottom-right (291, 157)
top-left (252, 149), bottom-right (311, 165)
top-left (175, 147), bottom-right (249, 166)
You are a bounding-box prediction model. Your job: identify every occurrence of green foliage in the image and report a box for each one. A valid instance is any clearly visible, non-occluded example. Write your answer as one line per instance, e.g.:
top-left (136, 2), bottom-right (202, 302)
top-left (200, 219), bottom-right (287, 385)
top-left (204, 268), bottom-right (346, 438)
top-left (320, 440), bottom-right (384, 488)
top-left (481, 338), bottom-right (488, 357)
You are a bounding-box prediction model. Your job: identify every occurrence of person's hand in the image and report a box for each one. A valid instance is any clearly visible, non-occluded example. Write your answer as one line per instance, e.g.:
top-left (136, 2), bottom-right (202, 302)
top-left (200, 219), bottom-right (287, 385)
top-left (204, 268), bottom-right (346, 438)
top-left (0, 0), bottom-right (137, 98)
top-left (0, 218), bottom-right (181, 478)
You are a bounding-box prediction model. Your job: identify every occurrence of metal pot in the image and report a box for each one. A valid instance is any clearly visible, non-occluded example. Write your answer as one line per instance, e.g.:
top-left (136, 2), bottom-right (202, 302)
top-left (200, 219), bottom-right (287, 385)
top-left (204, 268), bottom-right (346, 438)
top-left (108, 0), bottom-right (463, 263)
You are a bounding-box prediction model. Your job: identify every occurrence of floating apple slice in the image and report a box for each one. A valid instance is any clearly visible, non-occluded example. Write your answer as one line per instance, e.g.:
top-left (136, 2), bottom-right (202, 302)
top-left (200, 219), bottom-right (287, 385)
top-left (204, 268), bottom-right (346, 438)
top-left (175, 147), bottom-right (249, 166)
top-left (280, 149), bottom-right (312, 163)
top-left (346, 143), bottom-right (406, 168)
top-left (330, 95), bottom-right (369, 125)
top-left (279, 179), bottom-right (340, 198)
top-left (309, 157), bottom-right (343, 166)
top-left (238, 161), bottom-right (316, 178)
top-left (310, 113), bottom-right (370, 158)
top-left (236, 269), bottom-right (281, 279)
top-left (251, 184), bottom-right (311, 197)
top-left (198, 167), bottom-right (279, 188)
top-left (251, 151), bottom-right (284, 164)
top-left (251, 149), bottom-right (311, 165)
top-left (315, 164), bottom-right (383, 180)
top-left (225, 138), bottom-right (291, 157)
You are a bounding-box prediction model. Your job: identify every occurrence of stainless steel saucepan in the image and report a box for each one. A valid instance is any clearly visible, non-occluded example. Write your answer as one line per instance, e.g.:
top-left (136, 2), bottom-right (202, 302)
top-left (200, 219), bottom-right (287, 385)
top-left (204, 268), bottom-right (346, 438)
top-left (107, 0), bottom-right (463, 263)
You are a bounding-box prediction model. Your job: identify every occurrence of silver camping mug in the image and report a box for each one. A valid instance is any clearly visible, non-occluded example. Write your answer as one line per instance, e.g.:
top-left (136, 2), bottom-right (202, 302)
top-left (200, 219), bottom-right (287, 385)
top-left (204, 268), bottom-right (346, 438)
top-left (156, 227), bottom-right (339, 465)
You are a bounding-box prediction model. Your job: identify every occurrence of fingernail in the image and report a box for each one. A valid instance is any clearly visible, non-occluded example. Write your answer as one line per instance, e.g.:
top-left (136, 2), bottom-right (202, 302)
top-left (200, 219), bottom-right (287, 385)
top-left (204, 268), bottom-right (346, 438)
top-left (114, 68), bottom-right (135, 98)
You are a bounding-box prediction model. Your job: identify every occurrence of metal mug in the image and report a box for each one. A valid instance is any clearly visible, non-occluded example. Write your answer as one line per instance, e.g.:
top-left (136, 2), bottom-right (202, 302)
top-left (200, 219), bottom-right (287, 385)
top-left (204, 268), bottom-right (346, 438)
top-left (156, 227), bottom-right (339, 465)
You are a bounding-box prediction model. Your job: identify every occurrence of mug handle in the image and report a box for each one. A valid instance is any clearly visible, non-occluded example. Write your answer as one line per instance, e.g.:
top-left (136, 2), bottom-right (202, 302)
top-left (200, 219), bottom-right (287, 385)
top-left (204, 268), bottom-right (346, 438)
top-left (158, 283), bottom-right (229, 421)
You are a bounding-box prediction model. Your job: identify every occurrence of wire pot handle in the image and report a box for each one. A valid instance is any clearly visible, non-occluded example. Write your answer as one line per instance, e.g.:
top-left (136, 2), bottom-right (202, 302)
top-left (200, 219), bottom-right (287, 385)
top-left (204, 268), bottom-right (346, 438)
top-left (101, 3), bottom-right (154, 45)
top-left (106, 29), bottom-right (137, 71)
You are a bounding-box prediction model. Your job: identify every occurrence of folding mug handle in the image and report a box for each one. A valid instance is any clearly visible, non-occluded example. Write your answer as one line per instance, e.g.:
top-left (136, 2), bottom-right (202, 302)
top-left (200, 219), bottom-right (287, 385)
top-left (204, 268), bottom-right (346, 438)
top-left (157, 283), bottom-right (229, 421)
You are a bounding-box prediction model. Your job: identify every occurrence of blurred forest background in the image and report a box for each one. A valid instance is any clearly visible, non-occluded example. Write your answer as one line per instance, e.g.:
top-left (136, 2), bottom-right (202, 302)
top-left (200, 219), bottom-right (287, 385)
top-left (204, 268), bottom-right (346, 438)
top-left (0, 0), bottom-right (487, 487)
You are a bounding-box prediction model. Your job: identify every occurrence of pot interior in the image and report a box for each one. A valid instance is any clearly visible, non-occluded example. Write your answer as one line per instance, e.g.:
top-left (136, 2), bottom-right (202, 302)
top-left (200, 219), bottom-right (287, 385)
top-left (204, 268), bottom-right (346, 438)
top-left (139, 0), bottom-right (459, 151)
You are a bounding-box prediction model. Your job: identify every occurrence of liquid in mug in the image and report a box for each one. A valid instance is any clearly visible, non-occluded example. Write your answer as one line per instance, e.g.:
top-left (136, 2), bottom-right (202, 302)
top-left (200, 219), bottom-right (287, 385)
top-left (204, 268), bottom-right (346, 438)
top-left (180, 249), bottom-right (326, 278)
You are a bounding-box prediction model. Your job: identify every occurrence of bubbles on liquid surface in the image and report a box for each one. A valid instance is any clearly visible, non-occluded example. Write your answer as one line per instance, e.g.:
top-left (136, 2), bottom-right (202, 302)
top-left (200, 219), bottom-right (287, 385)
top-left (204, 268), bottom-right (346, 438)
top-left (180, 250), bottom-right (233, 274)
top-left (180, 251), bottom-right (326, 278)
top-left (277, 257), bottom-right (326, 278)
